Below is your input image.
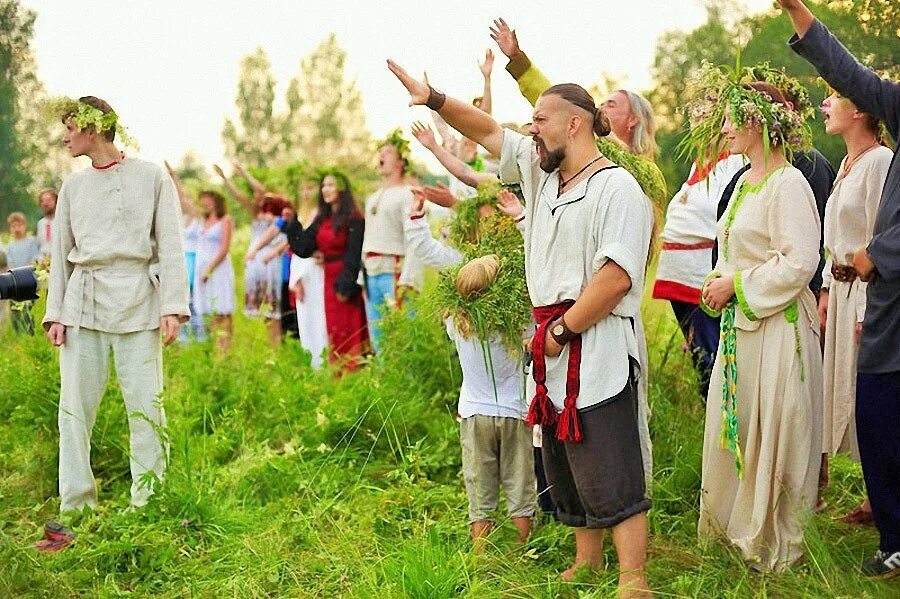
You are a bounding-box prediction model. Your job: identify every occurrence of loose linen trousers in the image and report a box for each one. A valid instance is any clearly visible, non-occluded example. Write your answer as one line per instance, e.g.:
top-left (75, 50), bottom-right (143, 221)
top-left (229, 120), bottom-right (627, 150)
top-left (58, 327), bottom-right (167, 512)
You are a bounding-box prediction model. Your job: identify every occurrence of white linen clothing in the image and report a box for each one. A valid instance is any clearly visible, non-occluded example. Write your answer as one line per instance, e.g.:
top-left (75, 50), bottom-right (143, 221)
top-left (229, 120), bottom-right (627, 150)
top-left (655, 155), bottom-right (746, 301)
top-left (43, 157), bottom-right (190, 333)
top-left (499, 129), bottom-right (652, 410)
top-left (37, 215), bottom-right (54, 257)
top-left (289, 255), bottom-right (328, 369)
top-left (182, 217), bottom-right (201, 255)
top-left (404, 215), bottom-right (527, 419)
top-left (362, 185), bottom-right (423, 289)
top-left (821, 146), bottom-right (891, 458)
top-left (58, 328), bottom-right (167, 511)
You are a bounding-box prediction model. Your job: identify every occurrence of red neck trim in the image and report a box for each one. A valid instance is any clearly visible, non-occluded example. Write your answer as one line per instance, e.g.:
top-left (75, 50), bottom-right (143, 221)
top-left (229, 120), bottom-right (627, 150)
top-left (92, 153), bottom-right (125, 170)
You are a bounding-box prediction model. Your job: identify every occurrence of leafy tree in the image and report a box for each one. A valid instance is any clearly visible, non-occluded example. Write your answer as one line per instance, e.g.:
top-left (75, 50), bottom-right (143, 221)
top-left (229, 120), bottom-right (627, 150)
top-left (283, 34), bottom-right (372, 169)
top-left (0, 0), bottom-right (35, 221)
top-left (222, 48), bottom-right (283, 167)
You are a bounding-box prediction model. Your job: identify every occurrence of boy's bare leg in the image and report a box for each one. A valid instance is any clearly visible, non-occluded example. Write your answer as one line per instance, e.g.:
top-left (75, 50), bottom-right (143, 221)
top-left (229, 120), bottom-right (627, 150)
top-left (512, 516), bottom-right (531, 544)
top-left (470, 519), bottom-right (493, 553)
top-left (611, 512), bottom-right (651, 598)
top-left (562, 528), bottom-right (605, 581)
top-left (266, 317), bottom-right (281, 346)
top-left (212, 315), bottom-right (233, 352)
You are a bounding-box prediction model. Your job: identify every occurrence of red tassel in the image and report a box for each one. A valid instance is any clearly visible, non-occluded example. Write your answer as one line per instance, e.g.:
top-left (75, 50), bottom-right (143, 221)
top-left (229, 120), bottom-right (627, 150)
top-left (555, 402), bottom-right (583, 442)
top-left (526, 385), bottom-right (558, 428)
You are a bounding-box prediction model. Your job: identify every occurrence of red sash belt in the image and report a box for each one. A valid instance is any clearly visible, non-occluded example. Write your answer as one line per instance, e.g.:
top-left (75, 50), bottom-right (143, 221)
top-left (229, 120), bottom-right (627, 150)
top-left (527, 301), bottom-right (583, 443)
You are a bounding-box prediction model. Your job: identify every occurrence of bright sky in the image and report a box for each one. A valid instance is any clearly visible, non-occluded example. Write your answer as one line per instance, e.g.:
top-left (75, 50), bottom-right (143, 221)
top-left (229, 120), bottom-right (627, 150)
top-left (23, 0), bottom-right (774, 171)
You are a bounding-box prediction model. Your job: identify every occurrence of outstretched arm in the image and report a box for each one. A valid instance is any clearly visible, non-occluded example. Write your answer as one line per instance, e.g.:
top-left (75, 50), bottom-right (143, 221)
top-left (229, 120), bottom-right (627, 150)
top-left (490, 17), bottom-right (551, 107)
top-left (234, 161), bottom-right (268, 198)
top-left (214, 163), bottom-right (255, 214)
top-left (411, 122), bottom-right (494, 189)
top-left (775, 0), bottom-right (814, 37)
top-left (478, 49), bottom-right (494, 115)
top-left (164, 160), bottom-right (200, 220)
top-left (388, 59), bottom-right (504, 157)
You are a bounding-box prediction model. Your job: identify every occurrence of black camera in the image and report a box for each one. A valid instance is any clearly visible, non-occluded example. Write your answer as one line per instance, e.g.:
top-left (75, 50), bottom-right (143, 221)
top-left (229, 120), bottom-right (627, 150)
top-left (0, 266), bottom-right (40, 302)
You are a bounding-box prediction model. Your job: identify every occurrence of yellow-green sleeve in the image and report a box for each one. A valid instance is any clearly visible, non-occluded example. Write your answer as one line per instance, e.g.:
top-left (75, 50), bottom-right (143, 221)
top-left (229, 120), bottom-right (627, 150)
top-left (505, 52), bottom-right (551, 107)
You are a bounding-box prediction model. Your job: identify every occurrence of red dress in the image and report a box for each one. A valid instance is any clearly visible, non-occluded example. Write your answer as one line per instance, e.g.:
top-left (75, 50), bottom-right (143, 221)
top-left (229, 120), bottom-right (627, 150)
top-left (316, 217), bottom-right (369, 369)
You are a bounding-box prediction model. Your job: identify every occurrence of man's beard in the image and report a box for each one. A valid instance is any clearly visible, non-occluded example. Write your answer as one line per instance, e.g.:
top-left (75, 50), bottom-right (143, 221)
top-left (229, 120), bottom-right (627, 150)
top-left (535, 137), bottom-right (565, 173)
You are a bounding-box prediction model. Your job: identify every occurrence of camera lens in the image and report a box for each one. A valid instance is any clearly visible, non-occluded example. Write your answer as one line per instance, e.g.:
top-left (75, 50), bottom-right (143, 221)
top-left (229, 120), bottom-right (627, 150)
top-left (0, 267), bottom-right (39, 302)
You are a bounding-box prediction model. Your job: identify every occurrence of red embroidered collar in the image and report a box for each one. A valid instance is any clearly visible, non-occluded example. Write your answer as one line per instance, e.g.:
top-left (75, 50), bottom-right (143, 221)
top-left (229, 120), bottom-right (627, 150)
top-left (92, 153), bottom-right (126, 170)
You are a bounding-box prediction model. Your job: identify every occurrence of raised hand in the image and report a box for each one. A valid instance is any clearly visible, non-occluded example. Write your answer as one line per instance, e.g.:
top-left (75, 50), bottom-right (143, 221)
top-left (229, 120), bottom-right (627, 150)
top-left (489, 18), bottom-right (520, 58)
top-left (479, 49), bottom-right (494, 78)
top-left (421, 183), bottom-right (457, 208)
top-left (387, 59), bottom-right (430, 106)
top-left (496, 189), bottom-right (524, 220)
top-left (212, 163), bottom-right (225, 179)
top-left (774, 0), bottom-right (804, 9)
top-left (411, 121), bottom-right (438, 150)
top-left (163, 159), bottom-right (175, 175)
top-left (411, 187), bottom-right (428, 214)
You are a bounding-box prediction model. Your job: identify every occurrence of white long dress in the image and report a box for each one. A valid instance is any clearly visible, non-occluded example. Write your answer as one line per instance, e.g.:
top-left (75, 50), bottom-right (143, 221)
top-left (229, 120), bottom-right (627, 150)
top-left (821, 146), bottom-right (892, 458)
top-left (289, 254), bottom-right (328, 369)
top-left (699, 166), bottom-right (823, 571)
top-left (194, 220), bottom-right (236, 316)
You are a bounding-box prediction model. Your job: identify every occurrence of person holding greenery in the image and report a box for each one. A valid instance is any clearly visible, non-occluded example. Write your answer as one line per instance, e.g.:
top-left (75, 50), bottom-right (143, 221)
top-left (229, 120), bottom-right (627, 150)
top-left (777, 0), bottom-right (900, 580)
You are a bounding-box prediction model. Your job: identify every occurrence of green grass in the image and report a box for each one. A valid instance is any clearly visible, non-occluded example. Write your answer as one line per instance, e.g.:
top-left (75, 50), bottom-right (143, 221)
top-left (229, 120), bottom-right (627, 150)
top-left (0, 250), bottom-right (893, 598)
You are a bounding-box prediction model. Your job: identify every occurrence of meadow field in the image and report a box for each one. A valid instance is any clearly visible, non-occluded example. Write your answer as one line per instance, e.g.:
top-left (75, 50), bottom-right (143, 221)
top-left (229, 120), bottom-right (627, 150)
top-left (0, 242), bottom-right (893, 598)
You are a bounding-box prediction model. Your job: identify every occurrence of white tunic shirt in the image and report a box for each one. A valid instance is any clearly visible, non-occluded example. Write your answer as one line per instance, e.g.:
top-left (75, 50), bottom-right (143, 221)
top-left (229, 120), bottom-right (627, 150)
top-left (361, 184), bottom-right (422, 289)
top-left (43, 156), bottom-right (190, 333)
top-left (499, 130), bottom-right (652, 410)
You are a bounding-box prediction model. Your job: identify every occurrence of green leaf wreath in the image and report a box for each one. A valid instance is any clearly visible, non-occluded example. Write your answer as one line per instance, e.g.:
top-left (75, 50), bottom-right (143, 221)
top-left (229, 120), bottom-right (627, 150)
top-left (42, 96), bottom-right (139, 148)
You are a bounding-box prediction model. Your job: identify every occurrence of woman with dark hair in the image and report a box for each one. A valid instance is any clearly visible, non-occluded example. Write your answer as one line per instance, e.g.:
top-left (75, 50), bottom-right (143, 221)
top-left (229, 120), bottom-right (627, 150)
top-left (282, 172), bottom-right (368, 371)
top-left (690, 71), bottom-right (823, 570)
top-left (194, 190), bottom-right (235, 351)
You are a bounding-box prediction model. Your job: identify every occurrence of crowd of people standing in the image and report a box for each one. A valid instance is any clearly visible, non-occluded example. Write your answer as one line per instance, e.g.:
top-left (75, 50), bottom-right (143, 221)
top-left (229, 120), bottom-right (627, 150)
top-left (8, 0), bottom-right (898, 594)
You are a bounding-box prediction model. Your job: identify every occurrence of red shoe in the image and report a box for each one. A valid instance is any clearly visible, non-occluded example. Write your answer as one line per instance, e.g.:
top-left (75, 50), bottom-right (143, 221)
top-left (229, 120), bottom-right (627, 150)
top-left (35, 521), bottom-right (75, 552)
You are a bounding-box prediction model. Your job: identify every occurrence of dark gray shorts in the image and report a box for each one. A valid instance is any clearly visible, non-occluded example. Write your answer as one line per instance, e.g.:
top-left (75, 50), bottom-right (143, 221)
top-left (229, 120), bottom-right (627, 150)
top-left (542, 378), bottom-right (651, 528)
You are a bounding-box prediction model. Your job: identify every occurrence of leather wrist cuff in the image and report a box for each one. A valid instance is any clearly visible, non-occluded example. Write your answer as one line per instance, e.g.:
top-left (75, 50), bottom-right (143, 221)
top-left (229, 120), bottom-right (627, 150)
top-left (549, 316), bottom-right (577, 346)
top-left (425, 85), bottom-right (447, 111)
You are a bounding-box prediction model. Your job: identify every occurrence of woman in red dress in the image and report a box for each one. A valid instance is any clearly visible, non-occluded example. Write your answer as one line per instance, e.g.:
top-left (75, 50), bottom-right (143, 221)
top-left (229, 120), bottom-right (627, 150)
top-left (283, 172), bottom-right (369, 371)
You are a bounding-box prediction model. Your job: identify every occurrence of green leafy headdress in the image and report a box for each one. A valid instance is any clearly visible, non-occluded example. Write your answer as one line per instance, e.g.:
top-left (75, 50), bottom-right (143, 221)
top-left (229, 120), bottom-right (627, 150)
top-left (679, 60), bottom-right (812, 164)
top-left (43, 96), bottom-right (138, 148)
top-left (425, 179), bottom-right (531, 352)
top-left (380, 128), bottom-right (412, 173)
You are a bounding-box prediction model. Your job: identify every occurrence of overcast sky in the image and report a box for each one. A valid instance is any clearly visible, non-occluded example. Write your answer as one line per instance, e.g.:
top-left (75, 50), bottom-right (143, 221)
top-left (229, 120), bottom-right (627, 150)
top-left (23, 0), bottom-right (774, 171)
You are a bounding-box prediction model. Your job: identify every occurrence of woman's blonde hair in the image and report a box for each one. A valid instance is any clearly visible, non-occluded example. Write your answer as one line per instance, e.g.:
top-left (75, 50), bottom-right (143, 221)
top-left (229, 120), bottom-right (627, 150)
top-left (618, 90), bottom-right (658, 159)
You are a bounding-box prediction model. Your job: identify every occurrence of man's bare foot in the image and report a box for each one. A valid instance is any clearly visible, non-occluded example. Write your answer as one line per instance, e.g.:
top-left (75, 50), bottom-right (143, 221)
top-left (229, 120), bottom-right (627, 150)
top-left (617, 570), bottom-right (651, 598)
top-left (561, 558), bottom-right (604, 582)
top-left (471, 520), bottom-right (493, 554)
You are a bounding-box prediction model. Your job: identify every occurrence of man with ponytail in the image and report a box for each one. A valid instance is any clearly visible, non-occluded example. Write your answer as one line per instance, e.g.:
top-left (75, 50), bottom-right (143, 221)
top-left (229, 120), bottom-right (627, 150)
top-left (389, 62), bottom-right (652, 597)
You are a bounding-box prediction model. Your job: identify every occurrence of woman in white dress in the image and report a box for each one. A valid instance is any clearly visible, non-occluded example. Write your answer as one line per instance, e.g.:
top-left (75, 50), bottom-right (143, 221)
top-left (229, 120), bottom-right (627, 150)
top-left (818, 91), bottom-right (892, 523)
top-left (194, 190), bottom-right (236, 351)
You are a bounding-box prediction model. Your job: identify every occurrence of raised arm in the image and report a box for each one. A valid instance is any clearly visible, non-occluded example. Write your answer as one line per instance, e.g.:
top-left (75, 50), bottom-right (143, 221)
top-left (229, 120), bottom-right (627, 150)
top-left (411, 121), bottom-right (494, 189)
top-left (478, 49), bottom-right (494, 115)
top-left (387, 59), bottom-right (504, 158)
top-left (233, 161), bottom-right (268, 198)
top-left (214, 163), bottom-right (255, 214)
top-left (784, 1), bottom-right (900, 133)
top-left (164, 160), bottom-right (200, 220)
top-left (490, 17), bottom-right (551, 107)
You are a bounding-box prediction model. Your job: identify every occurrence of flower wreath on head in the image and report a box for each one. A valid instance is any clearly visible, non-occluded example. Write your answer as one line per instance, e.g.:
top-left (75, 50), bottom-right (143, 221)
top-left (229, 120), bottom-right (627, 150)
top-left (42, 96), bottom-right (139, 149)
top-left (679, 59), bottom-right (812, 165)
top-left (424, 178), bottom-right (531, 353)
top-left (380, 128), bottom-right (412, 172)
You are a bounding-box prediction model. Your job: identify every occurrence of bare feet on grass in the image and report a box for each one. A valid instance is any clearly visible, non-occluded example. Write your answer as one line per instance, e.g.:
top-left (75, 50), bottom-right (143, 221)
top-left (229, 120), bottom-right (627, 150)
top-left (618, 569), bottom-right (652, 598)
top-left (470, 519), bottom-right (493, 554)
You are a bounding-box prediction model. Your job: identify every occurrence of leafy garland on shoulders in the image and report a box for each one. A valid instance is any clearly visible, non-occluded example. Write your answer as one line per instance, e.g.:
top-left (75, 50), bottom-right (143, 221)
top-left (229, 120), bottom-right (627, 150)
top-left (424, 179), bottom-right (531, 352)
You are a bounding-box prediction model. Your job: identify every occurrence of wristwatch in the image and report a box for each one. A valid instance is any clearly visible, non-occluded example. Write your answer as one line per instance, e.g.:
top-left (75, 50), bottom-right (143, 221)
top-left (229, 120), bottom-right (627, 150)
top-left (549, 316), bottom-right (577, 345)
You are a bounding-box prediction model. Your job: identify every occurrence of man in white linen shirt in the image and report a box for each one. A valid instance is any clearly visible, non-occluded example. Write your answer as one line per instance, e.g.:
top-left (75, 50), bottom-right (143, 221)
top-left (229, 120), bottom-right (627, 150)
top-left (388, 62), bottom-right (653, 598)
top-left (40, 96), bottom-right (189, 551)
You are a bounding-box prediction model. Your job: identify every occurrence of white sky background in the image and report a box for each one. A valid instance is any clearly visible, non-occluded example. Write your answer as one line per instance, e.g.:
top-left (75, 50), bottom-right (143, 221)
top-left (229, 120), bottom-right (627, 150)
top-left (23, 0), bottom-right (774, 172)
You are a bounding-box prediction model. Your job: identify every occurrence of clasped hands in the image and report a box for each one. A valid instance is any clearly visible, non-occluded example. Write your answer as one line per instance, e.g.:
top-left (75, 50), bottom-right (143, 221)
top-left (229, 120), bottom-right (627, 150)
top-left (702, 276), bottom-right (735, 313)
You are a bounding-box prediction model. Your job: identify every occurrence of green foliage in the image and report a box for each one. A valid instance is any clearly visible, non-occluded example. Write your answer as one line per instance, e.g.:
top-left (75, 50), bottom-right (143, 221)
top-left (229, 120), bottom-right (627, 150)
top-left (598, 138), bottom-right (668, 208)
top-left (0, 0), bottom-right (35, 221)
top-left (425, 180), bottom-right (531, 352)
top-left (41, 96), bottom-right (138, 149)
top-left (0, 252), bottom-right (894, 597)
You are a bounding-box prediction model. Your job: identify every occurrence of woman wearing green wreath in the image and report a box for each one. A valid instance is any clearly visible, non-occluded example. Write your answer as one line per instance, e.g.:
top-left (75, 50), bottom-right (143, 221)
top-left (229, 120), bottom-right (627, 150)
top-left (692, 72), bottom-right (824, 571)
